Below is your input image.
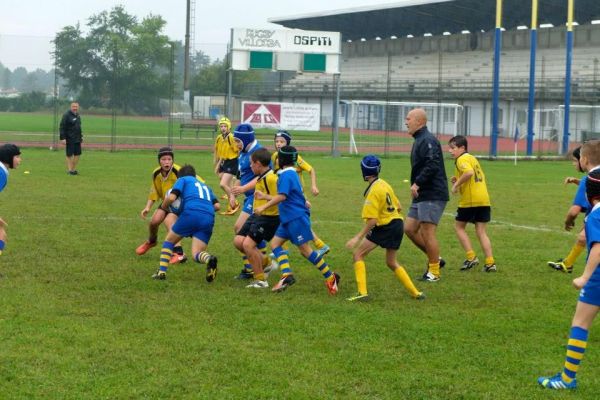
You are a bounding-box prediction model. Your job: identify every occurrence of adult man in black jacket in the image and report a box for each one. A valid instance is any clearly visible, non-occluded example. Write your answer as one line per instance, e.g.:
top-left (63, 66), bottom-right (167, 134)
top-left (59, 102), bottom-right (83, 175)
top-left (404, 108), bottom-right (449, 282)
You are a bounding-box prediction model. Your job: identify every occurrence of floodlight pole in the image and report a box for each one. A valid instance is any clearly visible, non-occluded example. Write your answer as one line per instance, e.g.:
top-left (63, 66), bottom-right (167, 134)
top-left (331, 73), bottom-right (341, 157)
top-left (490, 0), bottom-right (503, 157)
top-left (226, 29), bottom-right (233, 119)
top-left (562, 0), bottom-right (575, 155)
top-left (52, 36), bottom-right (59, 151)
top-left (526, 0), bottom-right (538, 156)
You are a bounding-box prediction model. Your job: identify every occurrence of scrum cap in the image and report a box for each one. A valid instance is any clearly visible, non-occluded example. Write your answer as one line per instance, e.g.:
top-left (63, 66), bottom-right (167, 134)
top-left (157, 146), bottom-right (174, 162)
top-left (274, 130), bottom-right (292, 146)
top-left (361, 154), bottom-right (381, 180)
top-left (218, 117), bottom-right (231, 131)
top-left (0, 143), bottom-right (21, 168)
top-left (234, 123), bottom-right (255, 152)
top-left (278, 145), bottom-right (298, 168)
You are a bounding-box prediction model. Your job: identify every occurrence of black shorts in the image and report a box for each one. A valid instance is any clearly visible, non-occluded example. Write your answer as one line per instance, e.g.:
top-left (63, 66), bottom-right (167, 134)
top-left (237, 214), bottom-right (280, 244)
top-left (219, 158), bottom-right (238, 175)
top-left (455, 206), bottom-right (491, 223)
top-left (65, 142), bottom-right (82, 157)
top-left (366, 218), bottom-right (404, 250)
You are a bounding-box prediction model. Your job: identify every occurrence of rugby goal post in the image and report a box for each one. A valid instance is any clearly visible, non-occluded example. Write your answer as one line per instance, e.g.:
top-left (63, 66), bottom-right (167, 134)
top-left (342, 100), bottom-right (463, 155)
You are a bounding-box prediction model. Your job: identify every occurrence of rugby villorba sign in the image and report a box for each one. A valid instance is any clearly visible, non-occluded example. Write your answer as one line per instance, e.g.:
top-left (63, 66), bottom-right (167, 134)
top-left (242, 101), bottom-right (321, 131)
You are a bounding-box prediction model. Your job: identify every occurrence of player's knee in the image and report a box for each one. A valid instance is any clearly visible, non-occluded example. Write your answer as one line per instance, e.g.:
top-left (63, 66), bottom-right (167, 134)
top-left (233, 236), bottom-right (244, 251)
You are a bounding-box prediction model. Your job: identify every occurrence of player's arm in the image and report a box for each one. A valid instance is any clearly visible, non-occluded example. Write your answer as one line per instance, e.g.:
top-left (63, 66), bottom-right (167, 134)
top-left (308, 168), bottom-right (319, 196)
top-left (565, 176), bottom-right (581, 185)
top-left (160, 190), bottom-right (179, 212)
top-left (451, 170), bottom-right (473, 194)
top-left (231, 176), bottom-right (258, 196)
top-left (254, 194), bottom-right (286, 215)
top-left (564, 205), bottom-right (583, 231)
top-left (346, 218), bottom-right (377, 249)
top-left (573, 242), bottom-right (600, 289)
top-left (254, 190), bottom-right (272, 201)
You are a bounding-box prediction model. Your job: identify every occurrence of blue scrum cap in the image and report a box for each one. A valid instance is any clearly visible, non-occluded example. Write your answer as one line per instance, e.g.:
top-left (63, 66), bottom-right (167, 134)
top-left (234, 123), bottom-right (255, 151)
top-left (361, 154), bottom-right (381, 180)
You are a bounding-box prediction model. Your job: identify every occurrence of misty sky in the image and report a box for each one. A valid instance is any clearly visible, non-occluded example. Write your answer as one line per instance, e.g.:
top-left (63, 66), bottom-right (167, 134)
top-left (0, 0), bottom-right (409, 70)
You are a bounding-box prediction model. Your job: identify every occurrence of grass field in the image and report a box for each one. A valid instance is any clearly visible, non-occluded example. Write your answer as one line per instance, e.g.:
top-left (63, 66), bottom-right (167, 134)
top-left (0, 147), bottom-right (598, 398)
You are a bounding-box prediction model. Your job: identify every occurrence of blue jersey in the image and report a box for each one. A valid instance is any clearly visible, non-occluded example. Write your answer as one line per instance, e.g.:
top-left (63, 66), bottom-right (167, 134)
top-left (582, 204), bottom-right (600, 306)
top-left (171, 176), bottom-right (216, 216)
top-left (0, 164), bottom-right (8, 192)
top-left (238, 140), bottom-right (262, 198)
top-left (277, 167), bottom-right (308, 224)
top-left (574, 176), bottom-right (591, 215)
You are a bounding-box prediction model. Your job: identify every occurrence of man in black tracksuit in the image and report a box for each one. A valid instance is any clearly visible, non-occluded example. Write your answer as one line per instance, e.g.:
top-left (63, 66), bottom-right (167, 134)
top-left (404, 108), bottom-right (449, 282)
top-left (59, 102), bottom-right (83, 175)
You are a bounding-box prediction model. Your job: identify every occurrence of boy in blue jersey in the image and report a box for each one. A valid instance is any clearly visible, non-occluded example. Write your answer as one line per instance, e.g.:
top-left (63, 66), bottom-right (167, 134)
top-left (152, 164), bottom-right (220, 282)
top-left (254, 145), bottom-right (340, 295)
top-left (0, 144), bottom-right (22, 260)
top-left (230, 123), bottom-right (275, 279)
top-left (548, 142), bottom-right (600, 273)
top-left (538, 168), bottom-right (600, 390)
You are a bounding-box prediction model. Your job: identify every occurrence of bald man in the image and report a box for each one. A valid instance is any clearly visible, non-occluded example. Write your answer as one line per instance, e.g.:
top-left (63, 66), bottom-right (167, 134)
top-left (404, 108), bottom-right (449, 282)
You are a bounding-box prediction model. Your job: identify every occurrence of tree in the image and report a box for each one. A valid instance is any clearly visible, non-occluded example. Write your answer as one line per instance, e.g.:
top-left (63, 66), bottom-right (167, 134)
top-left (53, 6), bottom-right (173, 114)
top-left (190, 60), bottom-right (262, 97)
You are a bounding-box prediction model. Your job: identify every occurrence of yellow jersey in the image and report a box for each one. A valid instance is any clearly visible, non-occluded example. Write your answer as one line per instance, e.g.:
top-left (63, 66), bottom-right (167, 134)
top-left (254, 169), bottom-right (279, 216)
top-left (362, 178), bottom-right (403, 226)
top-left (214, 133), bottom-right (239, 160)
top-left (148, 163), bottom-right (205, 202)
top-left (271, 152), bottom-right (312, 186)
top-left (454, 152), bottom-right (490, 207)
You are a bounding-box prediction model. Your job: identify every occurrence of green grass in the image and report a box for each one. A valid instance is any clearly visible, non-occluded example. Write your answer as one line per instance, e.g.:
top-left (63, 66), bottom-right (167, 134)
top-left (0, 148), bottom-right (598, 398)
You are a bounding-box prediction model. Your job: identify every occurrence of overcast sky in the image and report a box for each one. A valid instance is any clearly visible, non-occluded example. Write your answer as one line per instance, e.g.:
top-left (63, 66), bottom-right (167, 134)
top-left (0, 0), bottom-right (409, 70)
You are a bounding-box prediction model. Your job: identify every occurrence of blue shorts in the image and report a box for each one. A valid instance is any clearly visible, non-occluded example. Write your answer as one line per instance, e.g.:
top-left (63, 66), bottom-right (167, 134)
top-left (579, 272), bottom-right (600, 306)
top-left (274, 214), bottom-right (314, 246)
top-left (171, 211), bottom-right (214, 244)
top-left (242, 195), bottom-right (253, 214)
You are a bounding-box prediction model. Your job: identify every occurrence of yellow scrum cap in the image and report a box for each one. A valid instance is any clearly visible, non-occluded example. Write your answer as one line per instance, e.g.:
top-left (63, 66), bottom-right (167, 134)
top-left (218, 117), bottom-right (231, 131)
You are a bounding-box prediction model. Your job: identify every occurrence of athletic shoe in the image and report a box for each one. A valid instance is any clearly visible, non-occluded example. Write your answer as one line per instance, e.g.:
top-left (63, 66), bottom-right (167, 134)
top-left (169, 253), bottom-right (188, 264)
top-left (460, 257), bottom-right (479, 271)
top-left (547, 259), bottom-right (573, 273)
top-left (326, 272), bottom-right (340, 295)
top-left (246, 280), bottom-right (269, 289)
top-left (152, 270), bottom-right (166, 280)
top-left (206, 256), bottom-right (218, 282)
top-left (537, 373), bottom-right (577, 390)
top-left (419, 272), bottom-right (440, 282)
top-left (483, 263), bottom-right (497, 273)
top-left (414, 292), bottom-right (426, 300)
top-left (272, 274), bottom-right (296, 292)
top-left (220, 201), bottom-right (240, 216)
top-left (421, 257), bottom-right (446, 279)
top-left (315, 244), bottom-right (331, 258)
top-left (221, 194), bottom-right (229, 200)
top-left (136, 240), bottom-right (157, 255)
top-left (347, 293), bottom-right (369, 302)
top-left (234, 269), bottom-right (254, 280)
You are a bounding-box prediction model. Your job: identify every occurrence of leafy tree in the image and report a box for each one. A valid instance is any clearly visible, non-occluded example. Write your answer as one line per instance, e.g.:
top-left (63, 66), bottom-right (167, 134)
top-left (190, 60), bottom-right (262, 96)
top-left (53, 6), bottom-right (173, 114)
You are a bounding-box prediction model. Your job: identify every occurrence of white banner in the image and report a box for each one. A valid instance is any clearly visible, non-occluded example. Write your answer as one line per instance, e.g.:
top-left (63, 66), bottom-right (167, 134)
top-left (232, 28), bottom-right (340, 54)
top-left (242, 101), bottom-right (321, 131)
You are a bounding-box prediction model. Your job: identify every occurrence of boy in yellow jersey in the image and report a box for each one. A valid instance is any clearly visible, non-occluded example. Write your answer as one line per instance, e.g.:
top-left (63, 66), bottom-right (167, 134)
top-left (271, 130), bottom-right (330, 257)
top-left (213, 117), bottom-right (240, 215)
top-left (233, 148), bottom-right (280, 289)
top-left (345, 155), bottom-right (424, 302)
top-left (448, 136), bottom-right (496, 272)
top-left (136, 147), bottom-right (187, 264)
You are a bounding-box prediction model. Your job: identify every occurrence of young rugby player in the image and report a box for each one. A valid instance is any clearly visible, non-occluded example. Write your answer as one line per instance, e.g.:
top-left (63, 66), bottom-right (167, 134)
top-left (448, 136), bottom-right (496, 272)
top-left (0, 144), bottom-right (22, 260)
top-left (254, 145), bottom-right (340, 295)
top-left (537, 168), bottom-right (600, 390)
top-left (230, 124), bottom-right (274, 279)
top-left (233, 148), bottom-right (280, 289)
top-left (213, 117), bottom-right (240, 215)
top-left (345, 155), bottom-right (424, 301)
top-left (136, 147), bottom-right (187, 264)
top-left (152, 164), bottom-right (219, 282)
top-left (271, 130), bottom-right (330, 257)
top-left (547, 146), bottom-right (587, 273)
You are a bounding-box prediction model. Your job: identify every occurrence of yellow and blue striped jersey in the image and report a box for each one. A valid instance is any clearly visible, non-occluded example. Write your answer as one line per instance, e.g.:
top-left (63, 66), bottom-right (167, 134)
top-left (454, 153), bottom-right (490, 207)
top-left (361, 178), bottom-right (403, 226)
top-left (214, 133), bottom-right (239, 160)
top-left (254, 169), bottom-right (279, 216)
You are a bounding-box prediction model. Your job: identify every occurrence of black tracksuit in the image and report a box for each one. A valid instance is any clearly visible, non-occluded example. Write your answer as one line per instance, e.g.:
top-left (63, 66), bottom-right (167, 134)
top-left (409, 126), bottom-right (449, 203)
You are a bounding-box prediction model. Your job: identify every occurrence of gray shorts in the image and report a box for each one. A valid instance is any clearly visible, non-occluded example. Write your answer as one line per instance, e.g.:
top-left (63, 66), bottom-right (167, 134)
top-left (407, 200), bottom-right (447, 225)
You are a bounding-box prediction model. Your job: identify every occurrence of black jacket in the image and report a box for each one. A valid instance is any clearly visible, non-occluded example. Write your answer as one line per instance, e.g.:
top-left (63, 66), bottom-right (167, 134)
top-left (59, 110), bottom-right (82, 143)
top-left (410, 126), bottom-right (449, 202)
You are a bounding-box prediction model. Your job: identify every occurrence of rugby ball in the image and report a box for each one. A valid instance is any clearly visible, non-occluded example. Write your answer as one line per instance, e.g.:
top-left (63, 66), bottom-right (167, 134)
top-left (165, 189), bottom-right (182, 214)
